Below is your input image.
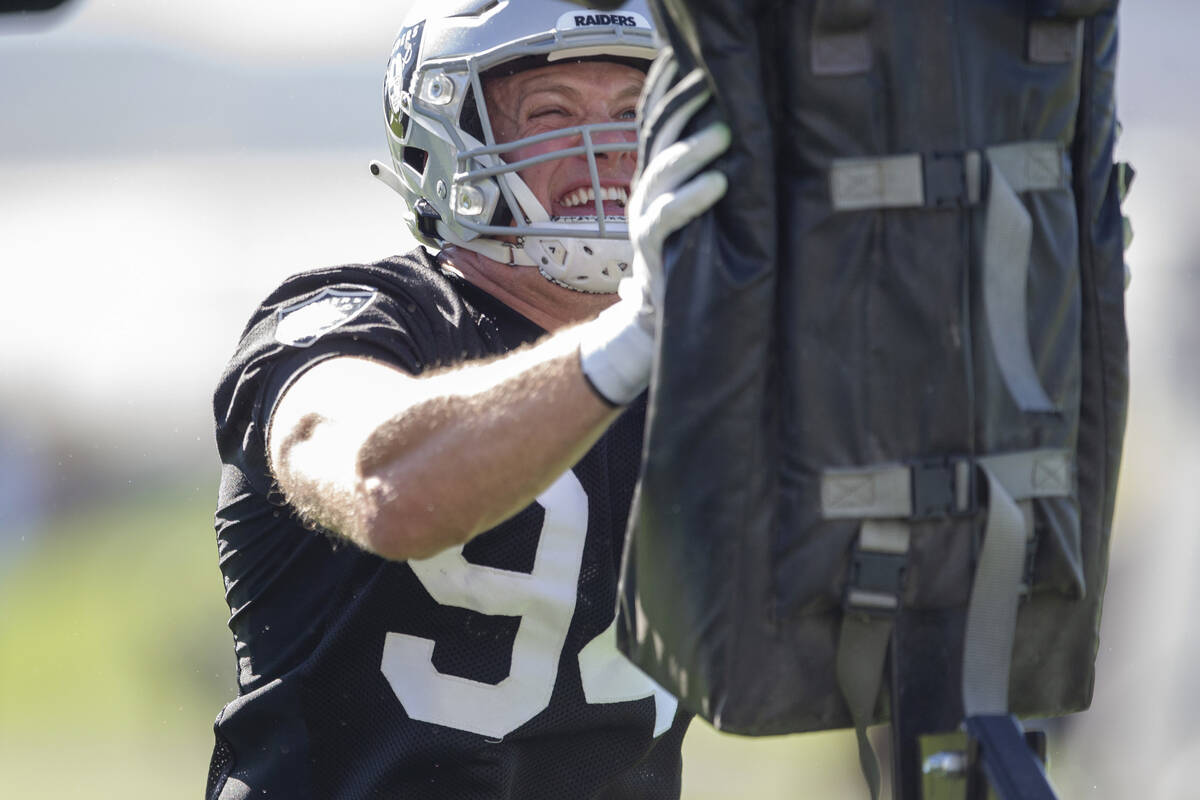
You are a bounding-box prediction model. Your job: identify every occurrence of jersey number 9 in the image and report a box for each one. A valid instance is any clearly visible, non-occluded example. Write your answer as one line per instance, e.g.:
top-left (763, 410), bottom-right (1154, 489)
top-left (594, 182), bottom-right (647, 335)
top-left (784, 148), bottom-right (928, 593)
top-left (380, 470), bottom-right (677, 739)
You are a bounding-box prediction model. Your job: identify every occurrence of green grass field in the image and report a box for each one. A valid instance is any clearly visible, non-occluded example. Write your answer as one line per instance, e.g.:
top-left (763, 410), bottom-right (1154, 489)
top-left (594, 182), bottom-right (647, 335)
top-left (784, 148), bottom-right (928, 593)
top-left (0, 481), bottom-right (234, 797)
top-left (0, 481), bottom-right (964, 798)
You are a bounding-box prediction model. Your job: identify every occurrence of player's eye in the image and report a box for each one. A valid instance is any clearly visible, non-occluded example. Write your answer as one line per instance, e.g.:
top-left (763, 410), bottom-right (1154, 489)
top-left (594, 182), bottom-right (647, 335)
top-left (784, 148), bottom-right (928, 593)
top-left (529, 106), bottom-right (569, 120)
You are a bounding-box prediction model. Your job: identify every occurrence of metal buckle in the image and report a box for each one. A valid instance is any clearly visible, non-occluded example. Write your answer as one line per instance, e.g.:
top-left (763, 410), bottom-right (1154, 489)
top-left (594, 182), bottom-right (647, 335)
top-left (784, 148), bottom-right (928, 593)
top-left (923, 151), bottom-right (969, 209)
top-left (911, 457), bottom-right (975, 520)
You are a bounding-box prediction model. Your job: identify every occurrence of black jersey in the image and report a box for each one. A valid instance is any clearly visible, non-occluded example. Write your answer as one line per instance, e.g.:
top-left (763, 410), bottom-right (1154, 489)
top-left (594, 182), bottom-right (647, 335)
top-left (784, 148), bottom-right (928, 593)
top-left (208, 249), bottom-right (688, 800)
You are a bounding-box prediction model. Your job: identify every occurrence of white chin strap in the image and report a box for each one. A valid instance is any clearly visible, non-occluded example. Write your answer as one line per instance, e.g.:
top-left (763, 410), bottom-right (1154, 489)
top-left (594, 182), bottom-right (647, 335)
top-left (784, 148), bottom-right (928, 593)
top-left (451, 235), bottom-right (539, 268)
top-left (452, 233), bottom-right (630, 294)
top-left (489, 171), bottom-right (633, 294)
top-left (449, 229), bottom-right (632, 294)
top-left (525, 218), bottom-right (634, 294)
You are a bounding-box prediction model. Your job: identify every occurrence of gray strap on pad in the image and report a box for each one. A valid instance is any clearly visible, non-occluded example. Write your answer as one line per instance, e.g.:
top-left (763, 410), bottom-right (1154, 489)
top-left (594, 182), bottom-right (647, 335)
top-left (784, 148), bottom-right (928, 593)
top-left (982, 162), bottom-right (1057, 412)
top-left (978, 449), bottom-right (1072, 499)
top-left (962, 467), bottom-right (1030, 714)
top-left (822, 461), bottom-right (912, 518)
top-left (836, 519), bottom-right (909, 800)
top-left (837, 612), bottom-right (893, 800)
top-left (830, 154), bottom-right (923, 210)
top-left (980, 143), bottom-right (1064, 413)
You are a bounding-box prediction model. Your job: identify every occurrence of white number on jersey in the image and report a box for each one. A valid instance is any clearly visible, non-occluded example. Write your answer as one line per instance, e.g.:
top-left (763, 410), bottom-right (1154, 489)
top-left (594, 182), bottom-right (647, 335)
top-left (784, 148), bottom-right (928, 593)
top-left (380, 469), bottom-right (677, 738)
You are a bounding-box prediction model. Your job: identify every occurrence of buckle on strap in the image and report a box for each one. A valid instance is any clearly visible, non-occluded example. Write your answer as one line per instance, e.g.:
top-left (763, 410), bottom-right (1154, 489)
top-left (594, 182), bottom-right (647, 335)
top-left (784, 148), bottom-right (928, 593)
top-left (911, 457), bottom-right (976, 520)
top-left (923, 151), bottom-right (969, 209)
top-left (845, 520), bottom-right (910, 613)
top-left (848, 551), bottom-right (907, 605)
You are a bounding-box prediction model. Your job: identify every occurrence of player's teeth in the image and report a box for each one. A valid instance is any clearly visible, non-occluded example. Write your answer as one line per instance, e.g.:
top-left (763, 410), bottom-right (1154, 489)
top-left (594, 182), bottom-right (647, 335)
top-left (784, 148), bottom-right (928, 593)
top-left (560, 186), bottom-right (630, 208)
top-left (562, 188), bottom-right (590, 207)
top-left (603, 186), bottom-right (629, 205)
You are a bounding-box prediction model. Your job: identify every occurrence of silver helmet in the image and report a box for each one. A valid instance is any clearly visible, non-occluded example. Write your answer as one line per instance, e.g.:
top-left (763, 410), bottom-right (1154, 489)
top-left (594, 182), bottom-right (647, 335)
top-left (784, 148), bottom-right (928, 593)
top-left (370, 0), bottom-right (659, 293)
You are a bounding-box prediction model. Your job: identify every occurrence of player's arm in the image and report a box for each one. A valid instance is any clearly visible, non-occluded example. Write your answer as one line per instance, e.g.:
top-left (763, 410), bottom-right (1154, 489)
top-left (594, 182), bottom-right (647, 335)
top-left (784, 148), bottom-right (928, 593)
top-left (267, 329), bottom-right (621, 561)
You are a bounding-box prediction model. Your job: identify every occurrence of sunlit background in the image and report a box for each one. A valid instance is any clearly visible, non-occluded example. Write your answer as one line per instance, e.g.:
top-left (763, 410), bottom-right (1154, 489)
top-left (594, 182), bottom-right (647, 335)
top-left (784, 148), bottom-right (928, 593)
top-left (1, 1), bottom-right (1196, 797)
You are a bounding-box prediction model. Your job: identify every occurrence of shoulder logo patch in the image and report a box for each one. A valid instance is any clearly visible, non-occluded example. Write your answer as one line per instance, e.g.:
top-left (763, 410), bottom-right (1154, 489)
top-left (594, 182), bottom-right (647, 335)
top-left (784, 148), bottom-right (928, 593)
top-left (275, 287), bottom-right (376, 348)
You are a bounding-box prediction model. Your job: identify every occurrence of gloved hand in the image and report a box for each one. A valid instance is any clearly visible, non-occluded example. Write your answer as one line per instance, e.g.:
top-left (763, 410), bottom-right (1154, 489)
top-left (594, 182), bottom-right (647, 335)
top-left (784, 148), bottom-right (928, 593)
top-left (579, 63), bottom-right (730, 406)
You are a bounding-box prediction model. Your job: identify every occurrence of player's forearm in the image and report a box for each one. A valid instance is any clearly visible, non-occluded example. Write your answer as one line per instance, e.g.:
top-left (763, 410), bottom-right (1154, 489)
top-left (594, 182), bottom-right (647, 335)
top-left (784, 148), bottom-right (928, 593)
top-left (352, 329), bottom-right (619, 560)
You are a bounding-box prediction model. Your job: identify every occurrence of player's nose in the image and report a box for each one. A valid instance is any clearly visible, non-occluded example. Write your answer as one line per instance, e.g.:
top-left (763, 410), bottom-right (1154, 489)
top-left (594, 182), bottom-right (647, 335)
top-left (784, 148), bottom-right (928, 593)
top-left (589, 123), bottom-right (638, 165)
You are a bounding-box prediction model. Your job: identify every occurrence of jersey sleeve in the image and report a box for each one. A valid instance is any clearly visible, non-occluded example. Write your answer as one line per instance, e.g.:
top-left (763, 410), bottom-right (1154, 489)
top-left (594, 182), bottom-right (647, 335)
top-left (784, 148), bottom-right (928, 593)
top-left (213, 260), bottom-right (477, 498)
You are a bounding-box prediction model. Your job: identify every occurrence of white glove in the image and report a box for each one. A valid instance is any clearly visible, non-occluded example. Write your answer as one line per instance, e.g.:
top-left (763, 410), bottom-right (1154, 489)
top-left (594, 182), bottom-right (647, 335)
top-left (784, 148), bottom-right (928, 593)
top-left (579, 70), bottom-right (731, 406)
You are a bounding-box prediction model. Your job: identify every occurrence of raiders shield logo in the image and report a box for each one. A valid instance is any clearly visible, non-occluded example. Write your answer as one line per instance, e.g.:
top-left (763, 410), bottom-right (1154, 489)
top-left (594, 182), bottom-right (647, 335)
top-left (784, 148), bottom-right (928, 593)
top-left (275, 287), bottom-right (376, 348)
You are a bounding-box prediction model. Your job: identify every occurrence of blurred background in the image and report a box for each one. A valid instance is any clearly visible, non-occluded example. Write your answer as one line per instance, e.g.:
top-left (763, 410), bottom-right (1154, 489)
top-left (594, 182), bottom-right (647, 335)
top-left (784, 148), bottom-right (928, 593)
top-left (0, 1), bottom-right (1195, 797)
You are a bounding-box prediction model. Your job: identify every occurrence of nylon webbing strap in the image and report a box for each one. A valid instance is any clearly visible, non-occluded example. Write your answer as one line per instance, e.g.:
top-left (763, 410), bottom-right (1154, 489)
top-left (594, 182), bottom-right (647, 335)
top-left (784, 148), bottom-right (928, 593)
top-left (821, 461), bottom-right (912, 518)
top-left (830, 154), bottom-right (923, 210)
top-left (977, 449), bottom-right (1072, 498)
top-left (836, 519), bottom-right (910, 800)
top-left (982, 164), bottom-right (1056, 412)
top-left (987, 141), bottom-right (1065, 192)
top-left (837, 613), bottom-right (893, 800)
top-left (829, 140), bottom-right (1065, 210)
top-left (820, 450), bottom-right (1072, 519)
top-left (962, 467), bottom-right (1029, 714)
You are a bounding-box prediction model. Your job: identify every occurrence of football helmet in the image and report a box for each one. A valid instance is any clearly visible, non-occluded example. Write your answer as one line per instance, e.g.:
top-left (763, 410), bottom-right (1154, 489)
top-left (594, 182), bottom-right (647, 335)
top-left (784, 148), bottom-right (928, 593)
top-left (370, 0), bottom-right (659, 293)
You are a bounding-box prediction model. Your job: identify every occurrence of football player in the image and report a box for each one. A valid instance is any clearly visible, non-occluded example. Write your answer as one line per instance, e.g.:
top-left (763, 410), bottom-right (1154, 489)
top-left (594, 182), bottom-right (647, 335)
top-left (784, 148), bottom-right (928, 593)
top-left (207, 1), bottom-right (728, 797)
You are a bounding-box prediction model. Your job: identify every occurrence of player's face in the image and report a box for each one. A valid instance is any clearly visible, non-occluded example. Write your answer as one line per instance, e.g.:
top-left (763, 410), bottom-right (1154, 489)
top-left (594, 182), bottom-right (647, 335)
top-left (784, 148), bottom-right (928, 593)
top-left (485, 60), bottom-right (643, 219)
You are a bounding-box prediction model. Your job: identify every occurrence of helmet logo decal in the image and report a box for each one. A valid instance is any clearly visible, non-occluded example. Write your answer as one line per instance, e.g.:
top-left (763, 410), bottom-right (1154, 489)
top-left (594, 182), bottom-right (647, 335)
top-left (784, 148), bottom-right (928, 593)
top-left (274, 288), bottom-right (377, 348)
top-left (386, 20), bottom-right (425, 115)
top-left (556, 11), bottom-right (651, 31)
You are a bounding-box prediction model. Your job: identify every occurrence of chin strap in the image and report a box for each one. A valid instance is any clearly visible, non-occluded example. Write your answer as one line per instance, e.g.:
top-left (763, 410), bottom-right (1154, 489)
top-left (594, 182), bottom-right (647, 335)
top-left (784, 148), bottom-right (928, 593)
top-left (451, 234), bottom-right (539, 268)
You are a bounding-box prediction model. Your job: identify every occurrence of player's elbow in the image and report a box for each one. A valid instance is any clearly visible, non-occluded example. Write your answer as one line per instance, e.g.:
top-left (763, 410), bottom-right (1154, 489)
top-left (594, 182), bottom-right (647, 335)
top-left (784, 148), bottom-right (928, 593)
top-left (354, 473), bottom-right (472, 561)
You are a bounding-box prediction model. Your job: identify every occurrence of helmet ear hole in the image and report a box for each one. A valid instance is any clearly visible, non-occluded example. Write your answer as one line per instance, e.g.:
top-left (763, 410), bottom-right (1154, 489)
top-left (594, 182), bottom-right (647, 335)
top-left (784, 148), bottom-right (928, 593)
top-left (489, 203), bottom-right (513, 228)
top-left (389, 112), bottom-right (409, 138)
top-left (459, 85), bottom-right (486, 143)
top-left (403, 146), bottom-right (429, 176)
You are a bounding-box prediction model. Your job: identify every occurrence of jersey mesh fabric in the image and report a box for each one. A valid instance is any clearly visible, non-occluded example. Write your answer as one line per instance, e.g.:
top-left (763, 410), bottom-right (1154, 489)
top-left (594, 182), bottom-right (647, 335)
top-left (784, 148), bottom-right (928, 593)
top-left (208, 249), bottom-right (689, 799)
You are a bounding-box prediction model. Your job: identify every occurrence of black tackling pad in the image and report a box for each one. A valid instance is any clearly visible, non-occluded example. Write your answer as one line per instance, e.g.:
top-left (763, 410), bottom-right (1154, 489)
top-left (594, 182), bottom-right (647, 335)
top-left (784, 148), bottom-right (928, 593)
top-left (616, 0), bottom-right (1128, 736)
